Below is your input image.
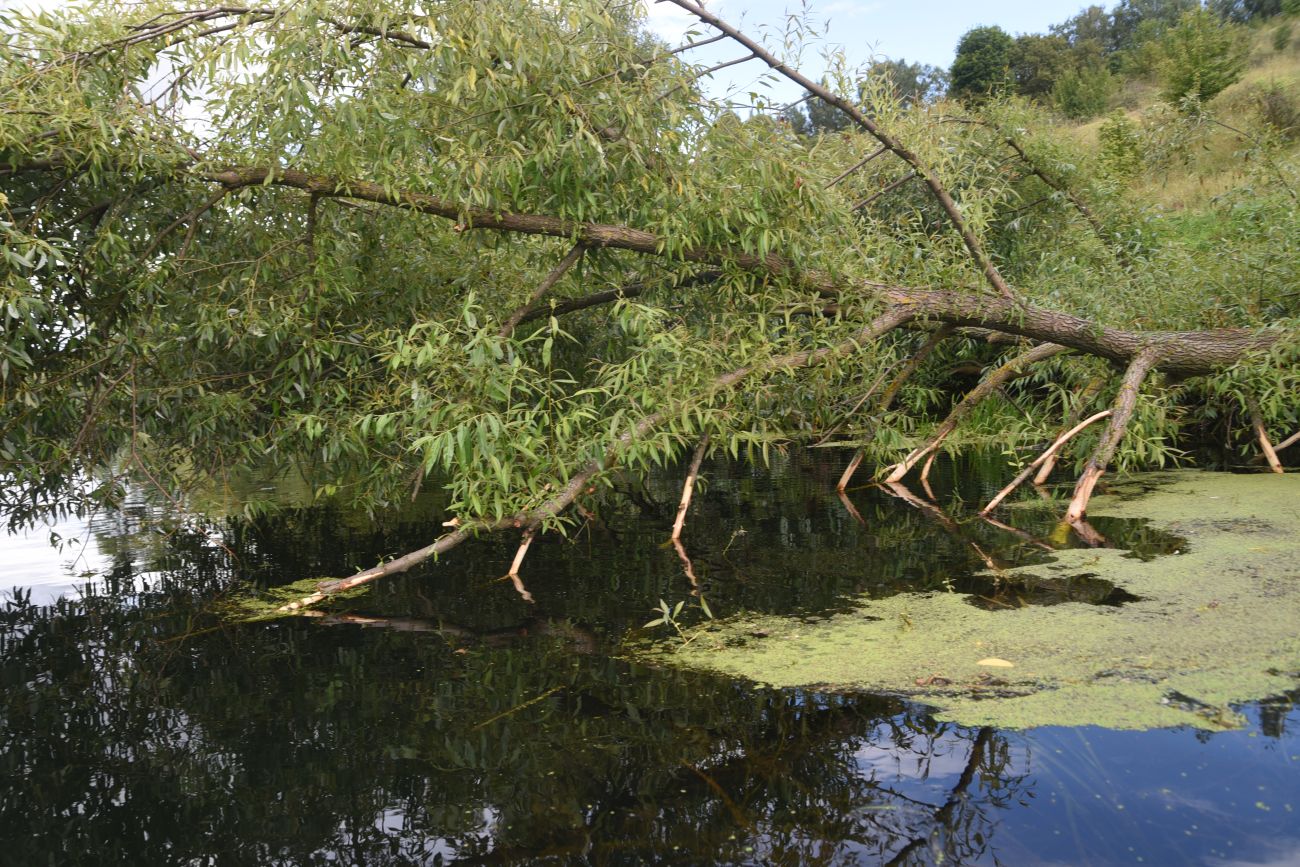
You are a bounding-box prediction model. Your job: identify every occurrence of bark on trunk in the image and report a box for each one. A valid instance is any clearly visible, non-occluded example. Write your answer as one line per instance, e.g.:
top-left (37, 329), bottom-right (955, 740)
top-left (200, 167), bottom-right (1278, 377)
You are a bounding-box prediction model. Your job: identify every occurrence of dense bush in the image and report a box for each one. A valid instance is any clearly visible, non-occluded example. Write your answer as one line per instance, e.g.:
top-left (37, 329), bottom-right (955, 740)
top-left (1158, 8), bottom-right (1250, 107)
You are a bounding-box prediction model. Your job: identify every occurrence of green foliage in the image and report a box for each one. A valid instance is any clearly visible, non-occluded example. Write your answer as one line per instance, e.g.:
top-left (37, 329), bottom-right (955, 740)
top-left (1054, 65), bottom-right (1116, 118)
top-left (950, 26), bottom-right (1014, 103)
top-left (1253, 80), bottom-right (1300, 137)
top-left (1274, 22), bottom-right (1293, 51)
top-left (1159, 8), bottom-right (1250, 107)
top-left (866, 58), bottom-right (948, 107)
top-left (1211, 0), bottom-right (1284, 23)
top-left (1011, 34), bottom-right (1074, 99)
top-left (1098, 111), bottom-right (1146, 179)
top-left (0, 0), bottom-right (1294, 537)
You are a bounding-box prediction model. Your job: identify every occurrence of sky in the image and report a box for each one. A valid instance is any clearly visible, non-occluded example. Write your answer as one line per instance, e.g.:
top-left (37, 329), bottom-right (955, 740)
top-left (642, 0), bottom-right (1104, 106)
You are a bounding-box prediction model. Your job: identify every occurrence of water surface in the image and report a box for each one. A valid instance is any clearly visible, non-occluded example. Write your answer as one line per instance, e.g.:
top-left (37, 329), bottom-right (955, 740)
top-left (1, 452), bottom-right (1295, 864)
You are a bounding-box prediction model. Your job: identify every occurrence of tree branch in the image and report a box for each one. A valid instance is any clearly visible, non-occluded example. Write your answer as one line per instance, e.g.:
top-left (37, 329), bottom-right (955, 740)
top-left (285, 305), bottom-right (916, 608)
top-left (670, 435), bottom-right (709, 542)
top-left (981, 410), bottom-right (1113, 514)
top-left (497, 242), bottom-right (586, 337)
top-left (837, 325), bottom-right (953, 491)
top-left (193, 167), bottom-right (1276, 376)
top-left (662, 0), bottom-right (1020, 300)
top-left (884, 342), bottom-right (1068, 483)
top-left (1065, 346), bottom-right (1163, 522)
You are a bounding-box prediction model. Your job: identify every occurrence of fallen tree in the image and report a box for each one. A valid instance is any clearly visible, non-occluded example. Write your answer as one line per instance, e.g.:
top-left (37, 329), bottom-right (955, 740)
top-left (1, 0), bottom-right (1295, 606)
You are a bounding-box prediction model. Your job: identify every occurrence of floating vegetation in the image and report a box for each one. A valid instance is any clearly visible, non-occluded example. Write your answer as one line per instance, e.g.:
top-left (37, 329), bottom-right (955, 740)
top-left (651, 471), bottom-right (1300, 731)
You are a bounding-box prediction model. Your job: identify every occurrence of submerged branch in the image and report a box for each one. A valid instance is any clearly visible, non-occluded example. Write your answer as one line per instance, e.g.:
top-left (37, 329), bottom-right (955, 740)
top-left (981, 410), bottom-right (1113, 514)
top-left (670, 435), bottom-right (709, 542)
top-left (838, 326), bottom-right (953, 491)
top-left (1246, 396), bottom-right (1285, 474)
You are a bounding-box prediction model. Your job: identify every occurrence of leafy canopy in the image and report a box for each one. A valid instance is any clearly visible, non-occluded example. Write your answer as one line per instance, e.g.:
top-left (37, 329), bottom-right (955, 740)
top-left (0, 0), bottom-right (1296, 536)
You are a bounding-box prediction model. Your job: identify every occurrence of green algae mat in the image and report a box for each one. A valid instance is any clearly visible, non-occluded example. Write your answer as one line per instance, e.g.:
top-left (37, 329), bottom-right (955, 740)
top-left (649, 471), bottom-right (1300, 731)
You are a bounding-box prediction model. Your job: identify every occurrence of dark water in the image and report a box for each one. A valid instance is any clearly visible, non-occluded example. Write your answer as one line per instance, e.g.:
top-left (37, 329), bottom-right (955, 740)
top-left (0, 452), bottom-right (1296, 865)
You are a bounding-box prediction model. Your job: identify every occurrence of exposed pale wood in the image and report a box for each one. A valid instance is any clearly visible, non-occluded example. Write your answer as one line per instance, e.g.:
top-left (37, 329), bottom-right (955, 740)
top-left (1034, 376), bottom-right (1107, 484)
top-left (1247, 398), bottom-right (1285, 474)
top-left (1065, 347), bottom-right (1163, 522)
top-left (982, 410), bottom-right (1113, 514)
top-left (885, 343), bottom-right (1068, 484)
top-left (837, 326), bottom-right (953, 491)
top-left (505, 528), bottom-right (536, 604)
top-left (670, 435), bottom-right (709, 542)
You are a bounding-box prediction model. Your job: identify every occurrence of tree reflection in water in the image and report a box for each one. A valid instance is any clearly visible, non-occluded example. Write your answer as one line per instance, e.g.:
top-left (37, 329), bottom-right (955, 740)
top-left (0, 451), bottom-right (1293, 864)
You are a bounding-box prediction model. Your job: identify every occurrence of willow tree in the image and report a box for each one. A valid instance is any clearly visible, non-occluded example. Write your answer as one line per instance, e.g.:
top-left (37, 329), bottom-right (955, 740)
top-left (1, 0), bottom-right (1296, 606)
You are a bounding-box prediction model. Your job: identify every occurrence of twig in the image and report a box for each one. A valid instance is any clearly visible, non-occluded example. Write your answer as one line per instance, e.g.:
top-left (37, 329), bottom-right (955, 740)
top-left (852, 170), bottom-right (918, 211)
top-left (471, 685), bottom-right (563, 730)
top-left (837, 326), bottom-right (953, 491)
top-left (825, 145), bottom-right (888, 189)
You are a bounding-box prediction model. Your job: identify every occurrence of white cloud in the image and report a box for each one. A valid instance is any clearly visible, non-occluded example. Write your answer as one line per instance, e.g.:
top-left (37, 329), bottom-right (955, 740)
top-left (640, 0), bottom-right (722, 44)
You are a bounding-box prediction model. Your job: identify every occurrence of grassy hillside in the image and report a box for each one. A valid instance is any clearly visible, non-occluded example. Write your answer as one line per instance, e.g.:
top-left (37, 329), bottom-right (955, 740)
top-left (1070, 17), bottom-right (1300, 211)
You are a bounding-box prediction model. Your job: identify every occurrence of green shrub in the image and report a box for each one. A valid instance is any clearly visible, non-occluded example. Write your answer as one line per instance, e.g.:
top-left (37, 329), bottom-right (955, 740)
top-left (1053, 66), bottom-right (1114, 119)
top-left (1098, 111), bottom-right (1145, 179)
top-left (1158, 8), bottom-right (1250, 108)
top-left (1274, 23), bottom-right (1292, 51)
top-left (1255, 81), bottom-right (1300, 138)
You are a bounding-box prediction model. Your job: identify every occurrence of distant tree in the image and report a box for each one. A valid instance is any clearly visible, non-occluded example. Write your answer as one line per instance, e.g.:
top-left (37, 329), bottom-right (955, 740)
top-left (1211, 0), bottom-right (1283, 23)
top-left (1111, 0), bottom-right (1199, 51)
top-left (1052, 5), bottom-right (1118, 55)
top-left (950, 26), bottom-right (1014, 102)
top-left (783, 94), bottom-right (852, 136)
top-left (1159, 7), bottom-right (1250, 106)
top-left (867, 59), bottom-right (947, 107)
top-left (1011, 34), bottom-right (1074, 99)
top-left (1054, 66), bottom-right (1116, 118)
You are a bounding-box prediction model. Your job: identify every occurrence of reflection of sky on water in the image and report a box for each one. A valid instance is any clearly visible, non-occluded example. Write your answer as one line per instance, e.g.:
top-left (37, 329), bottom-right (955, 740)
top-left (0, 499), bottom-right (202, 605)
top-left (1, 513), bottom-right (111, 605)
top-left (855, 725), bottom-right (988, 781)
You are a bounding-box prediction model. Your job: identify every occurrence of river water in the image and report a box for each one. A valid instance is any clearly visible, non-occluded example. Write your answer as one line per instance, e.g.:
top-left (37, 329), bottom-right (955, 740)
top-left (0, 452), bottom-right (1295, 865)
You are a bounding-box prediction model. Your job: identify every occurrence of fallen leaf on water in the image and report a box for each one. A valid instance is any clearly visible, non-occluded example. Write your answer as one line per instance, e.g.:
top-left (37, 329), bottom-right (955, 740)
top-left (977, 658), bottom-right (1015, 668)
